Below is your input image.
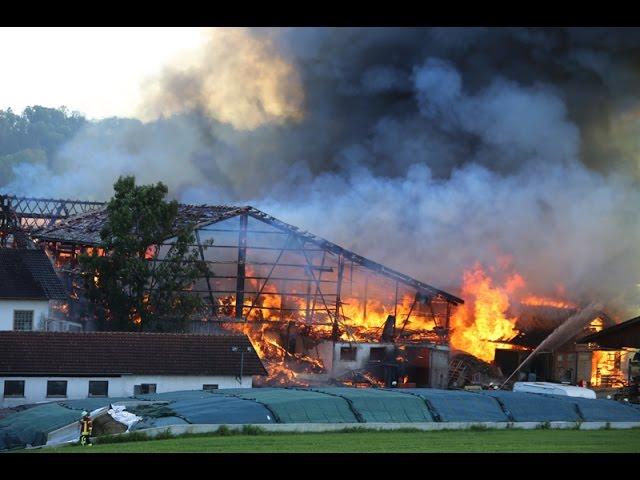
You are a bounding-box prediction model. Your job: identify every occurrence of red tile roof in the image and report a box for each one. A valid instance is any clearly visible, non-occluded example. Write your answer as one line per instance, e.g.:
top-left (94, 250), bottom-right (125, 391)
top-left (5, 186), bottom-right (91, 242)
top-left (0, 331), bottom-right (267, 377)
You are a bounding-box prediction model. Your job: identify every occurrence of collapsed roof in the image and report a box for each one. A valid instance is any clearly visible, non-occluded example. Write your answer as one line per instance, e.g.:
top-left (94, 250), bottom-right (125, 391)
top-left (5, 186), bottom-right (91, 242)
top-left (579, 315), bottom-right (640, 349)
top-left (32, 203), bottom-right (463, 305)
top-left (499, 306), bottom-right (615, 349)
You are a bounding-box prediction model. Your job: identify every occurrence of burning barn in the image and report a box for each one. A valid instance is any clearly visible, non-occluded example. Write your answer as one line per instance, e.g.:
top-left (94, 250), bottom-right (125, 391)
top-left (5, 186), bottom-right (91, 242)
top-left (459, 299), bottom-right (636, 390)
top-left (1, 195), bottom-right (463, 388)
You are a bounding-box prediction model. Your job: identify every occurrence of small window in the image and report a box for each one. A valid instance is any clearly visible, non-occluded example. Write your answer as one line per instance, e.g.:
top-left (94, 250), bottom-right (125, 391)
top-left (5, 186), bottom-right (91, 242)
top-left (4, 380), bottom-right (25, 397)
top-left (203, 384), bottom-right (219, 391)
top-left (88, 381), bottom-right (108, 397)
top-left (46, 380), bottom-right (67, 397)
top-left (13, 310), bottom-right (34, 331)
top-left (369, 347), bottom-right (387, 362)
top-left (340, 346), bottom-right (357, 361)
top-left (134, 383), bottom-right (157, 395)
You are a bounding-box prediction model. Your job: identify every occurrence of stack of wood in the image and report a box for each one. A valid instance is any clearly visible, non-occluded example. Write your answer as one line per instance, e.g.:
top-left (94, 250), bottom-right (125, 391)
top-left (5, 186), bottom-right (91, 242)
top-left (448, 352), bottom-right (503, 388)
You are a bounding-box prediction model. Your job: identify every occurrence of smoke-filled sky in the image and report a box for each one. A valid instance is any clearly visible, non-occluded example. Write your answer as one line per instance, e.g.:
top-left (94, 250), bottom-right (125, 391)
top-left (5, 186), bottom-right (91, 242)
top-left (4, 27), bottom-right (640, 317)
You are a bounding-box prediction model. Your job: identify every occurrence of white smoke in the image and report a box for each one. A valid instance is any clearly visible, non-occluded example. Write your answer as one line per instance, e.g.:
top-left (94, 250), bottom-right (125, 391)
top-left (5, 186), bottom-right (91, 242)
top-left (258, 162), bottom-right (640, 317)
top-left (4, 28), bottom-right (640, 319)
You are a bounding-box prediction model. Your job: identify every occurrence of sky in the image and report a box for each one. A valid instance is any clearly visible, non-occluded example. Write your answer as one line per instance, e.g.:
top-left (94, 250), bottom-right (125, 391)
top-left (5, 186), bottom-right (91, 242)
top-left (0, 27), bottom-right (209, 119)
top-left (1, 27), bottom-right (640, 316)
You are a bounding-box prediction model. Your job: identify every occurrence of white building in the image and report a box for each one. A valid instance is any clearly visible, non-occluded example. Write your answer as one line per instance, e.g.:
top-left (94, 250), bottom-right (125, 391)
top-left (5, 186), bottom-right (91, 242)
top-left (309, 340), bottom-right (450, 388)
top-left (0, 248), bottom-right (71, 332)
top-left (0, 331), bottom-right (266, 407)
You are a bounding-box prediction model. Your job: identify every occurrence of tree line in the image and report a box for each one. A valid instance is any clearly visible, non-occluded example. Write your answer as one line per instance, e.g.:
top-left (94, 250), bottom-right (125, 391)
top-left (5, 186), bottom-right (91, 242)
top-left (0, 106), bottom-right (86, 186)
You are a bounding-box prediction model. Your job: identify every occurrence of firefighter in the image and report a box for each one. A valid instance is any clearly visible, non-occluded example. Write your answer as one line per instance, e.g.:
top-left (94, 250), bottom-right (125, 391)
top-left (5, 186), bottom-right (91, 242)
top-left (79, 411), bottom-right (93, 446)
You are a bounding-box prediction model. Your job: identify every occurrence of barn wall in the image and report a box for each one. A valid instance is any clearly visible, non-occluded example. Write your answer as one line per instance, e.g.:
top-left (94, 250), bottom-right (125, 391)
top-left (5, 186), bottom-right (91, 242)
top-left (0, 374), bottom-right (254, 407)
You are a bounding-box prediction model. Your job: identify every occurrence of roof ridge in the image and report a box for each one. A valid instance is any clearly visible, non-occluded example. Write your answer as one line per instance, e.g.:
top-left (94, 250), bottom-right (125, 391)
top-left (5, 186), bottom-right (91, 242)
top-left (0, 330), bottom-right (249, 337)
top-left (0, 329), bottom-right (267, 377)
top-left (30, 201), bottom-right (463, 305)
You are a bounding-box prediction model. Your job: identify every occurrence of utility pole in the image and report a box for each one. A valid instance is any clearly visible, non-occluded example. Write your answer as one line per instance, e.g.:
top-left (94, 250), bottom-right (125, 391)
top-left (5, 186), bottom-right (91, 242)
top-left (232, 345), bottom-right (252, 385)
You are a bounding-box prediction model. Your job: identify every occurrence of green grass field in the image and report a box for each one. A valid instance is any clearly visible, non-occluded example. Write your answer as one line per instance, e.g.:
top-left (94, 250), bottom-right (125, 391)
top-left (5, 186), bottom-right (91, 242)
top-left (32, 428), bottom-right (640, 453)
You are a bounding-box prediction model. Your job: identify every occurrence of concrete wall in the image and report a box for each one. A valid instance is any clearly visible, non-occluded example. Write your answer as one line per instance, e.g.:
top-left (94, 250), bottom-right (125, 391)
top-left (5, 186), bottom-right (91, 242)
top-left (429, 347), bottom-right (449, 388)
top-left (0, 374), bottom-right (254, 407)
top-left (328, 342), bottom-right (394, 377)
top-left (316, 340), bottom-right (450, 387)
top-left (0, 299), bottom-right (49, 331)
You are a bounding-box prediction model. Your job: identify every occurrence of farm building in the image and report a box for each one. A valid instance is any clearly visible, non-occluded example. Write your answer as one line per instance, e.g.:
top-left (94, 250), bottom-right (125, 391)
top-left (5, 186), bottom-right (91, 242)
top-left (0, 195), bottom-right (463, 387)
top-left (458, 303), bottom-right (637, 390)
top-left (0, 248), bottom-right (71, 332)
top-left (0, 331), bottom-right (265, 407)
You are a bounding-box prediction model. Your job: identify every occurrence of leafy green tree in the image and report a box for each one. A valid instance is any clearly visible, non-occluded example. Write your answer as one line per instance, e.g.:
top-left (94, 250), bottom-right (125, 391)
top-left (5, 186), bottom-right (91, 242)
top-left (0, 106), bottom-right (87, 188)
top-left (0, 105), bottom-right (86, 156)
top-left (79, 176), bottom-right (210, 332)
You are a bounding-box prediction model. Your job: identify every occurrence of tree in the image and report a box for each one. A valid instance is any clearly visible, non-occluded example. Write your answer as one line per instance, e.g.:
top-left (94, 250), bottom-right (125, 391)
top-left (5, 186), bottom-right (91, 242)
top-left (0, 105), bottom-right (87, 188)
top-left (0, 105), bottom-right (86, 156)
top-left (79, 176), bottom-right (210, 332)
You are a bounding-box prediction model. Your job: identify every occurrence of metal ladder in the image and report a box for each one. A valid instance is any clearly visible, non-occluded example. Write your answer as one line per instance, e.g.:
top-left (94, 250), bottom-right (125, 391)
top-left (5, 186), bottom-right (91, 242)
top-left (448, 359), bottom-right (468, 387)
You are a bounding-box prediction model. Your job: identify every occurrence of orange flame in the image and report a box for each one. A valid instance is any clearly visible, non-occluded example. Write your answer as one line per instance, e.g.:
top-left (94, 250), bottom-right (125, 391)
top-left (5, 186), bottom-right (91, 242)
top-left (218, 266), bottom-right (443, 384)
top-left (590, 350), bottom-right (629, 388)
top-left (225, 266), bottom-right (432, 341)
top-left (520, 295), bottom-right (577, 309)
top-left (449, 264), bottom-right (522, 362)
top-left (51, 302), bottom-right (70, 316)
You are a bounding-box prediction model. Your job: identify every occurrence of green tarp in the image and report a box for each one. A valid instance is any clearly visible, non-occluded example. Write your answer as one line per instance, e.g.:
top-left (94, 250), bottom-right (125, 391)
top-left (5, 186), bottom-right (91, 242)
top-left (3, 388), bottom-right (640, 450)
top-left (133, 390), bottom-right (218, 402)
top-left (131, 390), bottom-right (276, 425)
top-left (130, 416), bottom-right (190, 430)
top-left (0, 403), bottom-right (83, 450)
top-left (58, 397), bottom-right (131, 411)
top-left (210, 388), bottom-right (359, 423)
top-left (546, 395), bottom-right (640, 422)
top-left (310, 387), bottom-right (434, 423)
top-left (396, 388), bottom-right (509, 422)
top-left (480, 390), bottom-right (581, 422)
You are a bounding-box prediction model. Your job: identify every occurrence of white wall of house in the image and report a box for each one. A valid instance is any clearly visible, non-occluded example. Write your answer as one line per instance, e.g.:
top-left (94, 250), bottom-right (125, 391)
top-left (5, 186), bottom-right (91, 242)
top-left (316, 340), bottom-right (450, 387)
top-left (317, 341), bottom-right (394, 377)
top-left (0, 299), bottom-right (49, 331)
top-left (0, 374), bottom-right (254, 407)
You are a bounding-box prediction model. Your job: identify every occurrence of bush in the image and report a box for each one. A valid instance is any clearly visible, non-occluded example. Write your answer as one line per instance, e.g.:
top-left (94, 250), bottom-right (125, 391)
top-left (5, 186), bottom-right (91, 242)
top-left (469, 424), bottom-right (490, 431)
top-left (335, 427), bottom-right (371, 434)
top-left (215, 425), bottom-right (234, 436)
top-left (241, 425), bottom-right (266, 435)
top-left (93, 431), bottom-right (150, 445)
top-left (154, 429), bottom-right (174, 440)
top-left (535, 422), bottom-right (551, 430)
